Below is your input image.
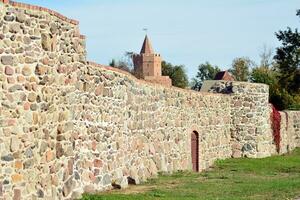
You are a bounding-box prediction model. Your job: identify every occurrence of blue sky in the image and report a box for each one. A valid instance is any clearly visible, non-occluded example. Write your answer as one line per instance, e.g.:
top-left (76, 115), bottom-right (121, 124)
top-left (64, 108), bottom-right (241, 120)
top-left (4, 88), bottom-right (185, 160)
top-left (21, 0), bottom-right (299, 79)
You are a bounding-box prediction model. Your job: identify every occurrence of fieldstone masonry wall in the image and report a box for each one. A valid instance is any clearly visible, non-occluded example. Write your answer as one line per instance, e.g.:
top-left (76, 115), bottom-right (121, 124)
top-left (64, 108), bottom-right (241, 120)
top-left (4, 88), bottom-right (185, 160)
top-left (0, 1), bottom-right (299, 199)
top-left (280, 111), bottom-right (300, 154)
top-left (202, 80), bottom-right (276, 158)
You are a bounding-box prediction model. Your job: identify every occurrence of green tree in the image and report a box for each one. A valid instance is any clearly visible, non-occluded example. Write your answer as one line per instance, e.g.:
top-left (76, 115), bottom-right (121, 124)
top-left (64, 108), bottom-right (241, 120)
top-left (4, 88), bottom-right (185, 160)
top-left (260, 45), bottom-right (274, 68)
top-left (191, 62), bottom-right (220, 91)
top-left (251, 44), bottom-right (300, 110)
top-left (274, 9), bottom-right (300, 95)
top-left (229, 57), bottom-right (254, 81)
top-left (109, 52), bottom-right (134, 73)
top-left (162, 61), bottom-right (189, 88)
top-left (251, 46), bottom-right (276, 85)
top-left (250, 66), bottom-right (285, 109)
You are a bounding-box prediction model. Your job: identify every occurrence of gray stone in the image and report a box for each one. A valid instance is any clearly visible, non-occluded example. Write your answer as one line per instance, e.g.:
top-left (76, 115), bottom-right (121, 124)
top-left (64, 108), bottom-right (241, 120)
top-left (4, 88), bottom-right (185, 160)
top-left (242, 143), bottom-right (253, 152)
top-left (10, 35), bottom-right (16, 41)
top-left (63, 177), bottom-right (76, 197)
top-left (15, 47), bottom-right (24, 54)
top-left (95, 176), bottom-right (102, 184)
top-left (37, 189), bottom-right (44, 198)
top-left (0, 183), bottom-right (2, 196)
top-left (30, 104), bottom-right (38, 111)
top-left (1, 154), bottom-right (14, 162)
top-left (16, 12), bottom-right (26, 23)
top-left (50, 23), bottom-right (58, 34)
top-left (74, 171), bottom-right (80, 180)
top-left (1, 55), bottom-right (13, 65)
top-left (23, 159), bottom-right (34, 169)
top-left (41, 33), bottom-right (51, 51)
top-left (102, 174), bottom-right (111, 186)
top-left (9, 23), bottom-right (21, 33)
top-left (8, 85), bottom-right (23, 92)
top-left (25, 57), bottom-right (36, 64)
top-left (39, 141), bottom-right (48, 154)
top-left (23, 36), bottom-right (31, 45)
top-left (4, 15), bottom-right (14, 21)
top-left (10, 137), bottom-right (20, 152)
top-left (24, 148), bottom-right (33, 158)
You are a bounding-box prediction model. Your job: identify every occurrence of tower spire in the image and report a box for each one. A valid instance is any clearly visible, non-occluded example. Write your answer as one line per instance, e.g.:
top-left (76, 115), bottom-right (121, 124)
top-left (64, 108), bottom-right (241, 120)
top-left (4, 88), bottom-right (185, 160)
top-left (140, 35), bottom-right (154, 54)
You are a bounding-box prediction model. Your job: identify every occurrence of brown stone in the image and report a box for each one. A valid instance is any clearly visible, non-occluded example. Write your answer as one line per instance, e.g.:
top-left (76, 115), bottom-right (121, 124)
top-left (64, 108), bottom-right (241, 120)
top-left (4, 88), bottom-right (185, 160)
top-left (46, 150), bottom-right (54, 162)
top-left (92, 141), bottom-right (97, 151)
top-left (56, 143), bottom-right (64, 158)
top-left (57, 65), bottom-right (66, 73)
top-left (95, 85), bottom-right (104, 96)
top-left (15, 161), bottom-right (23, 169)
top-left (5, 66), bottom-right (14, 75)
top-left (33, 112), bottom-right (39, 124)
top-left (23, 102), bottom-right (30, 110)
top-left (41, 58), bottom-right (49, 65)
top-left (7, 77), bottom-right (15, 84)
top-left (89, 173), bottom-right (96, 183)
top-left (232, 150), bottom-right (242, 158)
top-left (12, 174), bottom-right (23, 183)
top-left (93, 159), bottom-right (102, 168)
top-left (35, 65), bottom-right (47, 75)
top-left (13, 189), bottom-right (21, 200)
top-left (84, 185), bottom-right (95, 193)
top-left (17, 75), bottom-right (25, 82)
top-left (41, 33), bottom-right (51, 51)
top-left (68, 159), bottom-right (74, 175)
top-left (27, 93), bottom-right (37, 102)
top-left (51, 175), bottom-right (59, 186)
top-left (22, 66), bottom-right (31, 76)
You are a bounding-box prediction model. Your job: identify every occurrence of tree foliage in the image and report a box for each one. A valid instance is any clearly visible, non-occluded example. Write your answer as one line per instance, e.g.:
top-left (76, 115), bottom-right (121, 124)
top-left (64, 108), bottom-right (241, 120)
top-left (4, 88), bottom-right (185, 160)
top-left (274, 11), bottom-right (300, 95)
top-left (162, 61), bottom-right (189, 88)
top-left (229, 57), bottom-right (254, 81)
top-left (191, 62), bottom-right (220, 91)
top-left (271, 9), bottom-right (300, 109)
top-left (109, 52), bottom-right (134, 73)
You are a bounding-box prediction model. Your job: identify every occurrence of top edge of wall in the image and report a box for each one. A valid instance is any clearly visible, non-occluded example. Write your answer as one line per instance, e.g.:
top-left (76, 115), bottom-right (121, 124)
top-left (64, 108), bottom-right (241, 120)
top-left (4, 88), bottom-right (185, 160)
top-left (1, 0), bottom-right (80, 25)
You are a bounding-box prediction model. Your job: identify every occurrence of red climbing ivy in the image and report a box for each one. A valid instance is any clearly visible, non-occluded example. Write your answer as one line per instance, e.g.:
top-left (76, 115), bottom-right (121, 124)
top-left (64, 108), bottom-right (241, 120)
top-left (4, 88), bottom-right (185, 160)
top-left (271, 104), bottom-right (281, 153)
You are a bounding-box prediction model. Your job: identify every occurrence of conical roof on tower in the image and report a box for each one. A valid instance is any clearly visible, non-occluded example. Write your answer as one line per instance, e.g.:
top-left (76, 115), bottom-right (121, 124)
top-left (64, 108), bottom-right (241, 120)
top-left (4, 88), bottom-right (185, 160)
top-left (140, 35), bottom-right (154, 54)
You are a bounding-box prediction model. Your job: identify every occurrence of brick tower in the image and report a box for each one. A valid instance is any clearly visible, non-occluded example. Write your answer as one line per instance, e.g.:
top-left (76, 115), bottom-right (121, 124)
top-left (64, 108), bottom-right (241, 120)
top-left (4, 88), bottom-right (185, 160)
top-left (133, 35), bottom-right (172, 86)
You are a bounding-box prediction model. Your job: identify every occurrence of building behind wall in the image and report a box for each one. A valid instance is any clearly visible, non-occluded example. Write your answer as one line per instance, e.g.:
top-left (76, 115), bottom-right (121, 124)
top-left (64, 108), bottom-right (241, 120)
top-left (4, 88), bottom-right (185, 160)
top-left (132, 35), bottom-right (172, 86)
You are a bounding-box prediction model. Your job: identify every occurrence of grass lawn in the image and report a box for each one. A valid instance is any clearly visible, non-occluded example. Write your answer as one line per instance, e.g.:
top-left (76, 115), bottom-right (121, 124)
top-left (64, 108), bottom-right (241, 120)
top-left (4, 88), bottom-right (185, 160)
top-left (82, 148), bottom-right (300, 200)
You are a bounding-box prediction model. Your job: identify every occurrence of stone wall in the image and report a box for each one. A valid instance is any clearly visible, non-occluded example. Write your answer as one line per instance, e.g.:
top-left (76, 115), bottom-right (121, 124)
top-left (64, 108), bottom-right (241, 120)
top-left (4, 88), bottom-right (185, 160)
top-left (0, 1), bottom-right (232, 199)
top-left (0, 1), bottom-right (299, 199)
top-left (201, 80), bottom-right (276, 158)
top-left (280, 111), bottom-right (300, 154)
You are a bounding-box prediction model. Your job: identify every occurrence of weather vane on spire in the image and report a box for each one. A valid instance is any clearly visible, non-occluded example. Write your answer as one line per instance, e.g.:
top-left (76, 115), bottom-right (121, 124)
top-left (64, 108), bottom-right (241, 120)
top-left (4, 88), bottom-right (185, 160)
top-left (143, 28), bottom-right (148, 35)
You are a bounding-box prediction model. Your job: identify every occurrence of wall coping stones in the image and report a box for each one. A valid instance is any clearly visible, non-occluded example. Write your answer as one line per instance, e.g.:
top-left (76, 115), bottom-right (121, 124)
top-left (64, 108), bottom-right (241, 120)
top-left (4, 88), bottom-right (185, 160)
top-left (1, 0), bottom-right (78, 25)
top-left (87, 61), bottom-right (228, 97)
top-left (1, 0), bottom-right (86, 39)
